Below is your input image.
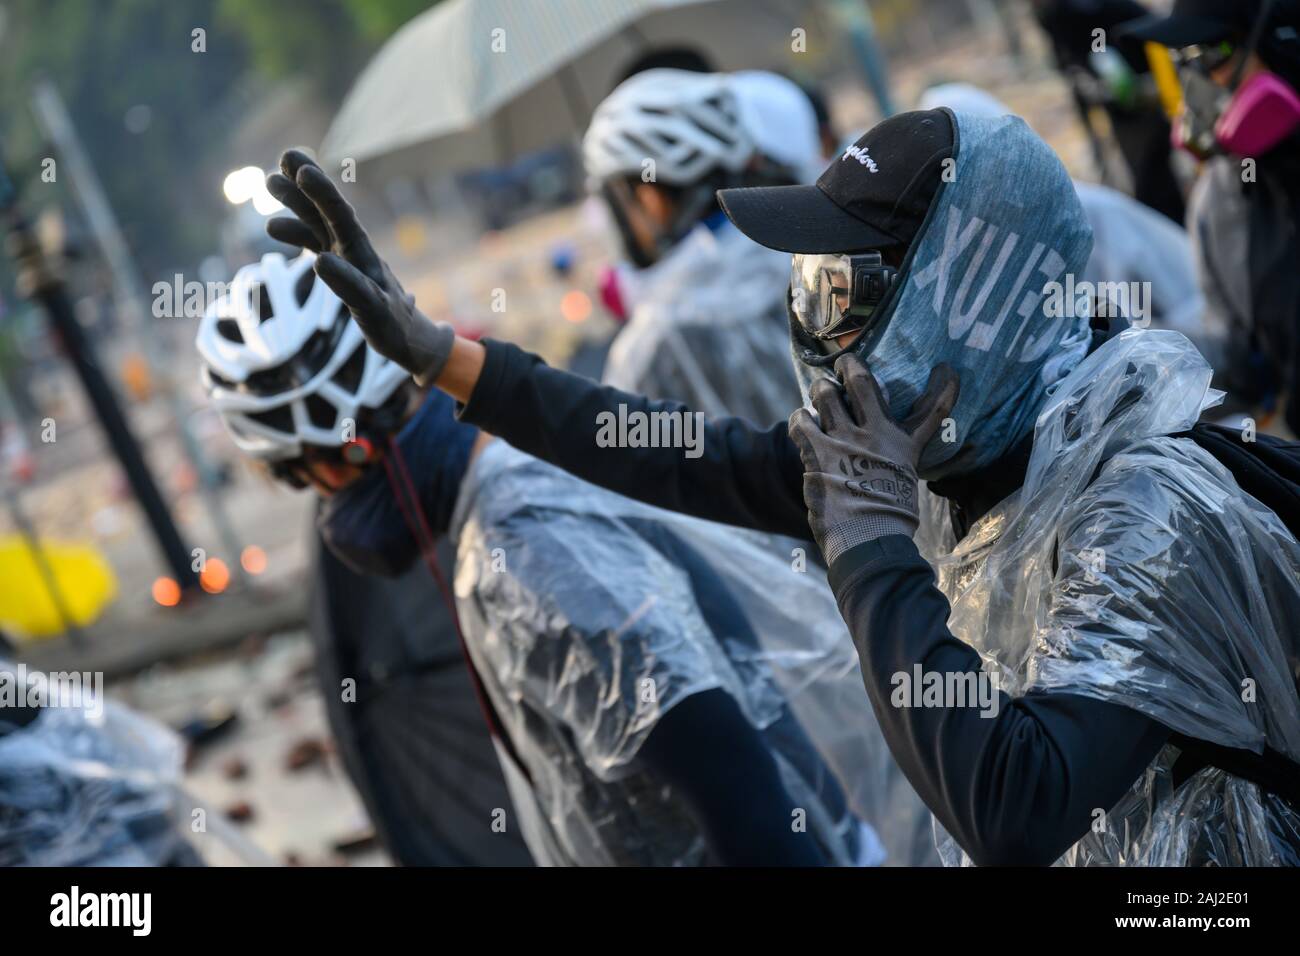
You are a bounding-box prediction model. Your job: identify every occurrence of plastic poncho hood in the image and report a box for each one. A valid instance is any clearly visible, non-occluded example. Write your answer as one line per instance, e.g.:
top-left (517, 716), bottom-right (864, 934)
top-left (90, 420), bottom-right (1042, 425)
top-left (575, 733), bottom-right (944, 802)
top-left (914, 328), bottom-right (1300, 866)
top-left (794, 110), bottom-right (1095, 480)
top-left (604, 218), bottom-right (803, 425)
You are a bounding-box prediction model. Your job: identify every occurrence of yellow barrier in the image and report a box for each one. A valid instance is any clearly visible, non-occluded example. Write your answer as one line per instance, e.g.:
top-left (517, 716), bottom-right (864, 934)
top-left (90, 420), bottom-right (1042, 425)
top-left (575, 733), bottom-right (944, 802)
top-left (0, 536), bottom-right (117, 642)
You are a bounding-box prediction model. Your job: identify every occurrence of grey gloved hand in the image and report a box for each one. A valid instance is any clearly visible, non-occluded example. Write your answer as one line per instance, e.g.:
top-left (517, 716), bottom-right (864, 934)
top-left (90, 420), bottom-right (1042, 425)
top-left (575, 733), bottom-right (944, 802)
top-left (788, 354), bottom-right (960, 564)
top-left (265, 149), bottom-right (454, 386)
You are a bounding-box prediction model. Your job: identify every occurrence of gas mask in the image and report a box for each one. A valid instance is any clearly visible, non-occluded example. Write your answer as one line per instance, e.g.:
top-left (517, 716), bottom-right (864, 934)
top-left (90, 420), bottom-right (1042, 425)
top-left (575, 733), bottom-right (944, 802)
top-left (1173, 1), bottom-right (1300, 159)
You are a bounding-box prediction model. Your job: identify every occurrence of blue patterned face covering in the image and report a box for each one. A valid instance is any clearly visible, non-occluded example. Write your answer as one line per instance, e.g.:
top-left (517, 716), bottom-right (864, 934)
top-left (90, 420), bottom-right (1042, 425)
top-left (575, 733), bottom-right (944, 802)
top-left (317, 388), bottom-right (479, 577)
top-left (793, 111), bottom-right (1095, 481)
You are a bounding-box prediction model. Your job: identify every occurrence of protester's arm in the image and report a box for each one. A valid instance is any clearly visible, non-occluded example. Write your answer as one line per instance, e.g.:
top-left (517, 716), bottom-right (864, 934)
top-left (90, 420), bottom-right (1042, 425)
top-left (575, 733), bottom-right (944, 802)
top-left (265, 149), bottom-right (810, 540)
top-left (828, 535), bottom-right (1170, 866)
top-left (638, 689), bottom-right (828, 866)
top-left (455, 336), bottom-right (812, 540)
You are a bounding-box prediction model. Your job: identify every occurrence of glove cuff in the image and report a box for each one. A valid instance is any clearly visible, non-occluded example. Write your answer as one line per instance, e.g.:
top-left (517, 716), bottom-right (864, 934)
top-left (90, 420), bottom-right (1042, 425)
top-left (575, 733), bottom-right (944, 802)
top-left (821, 512), bottom-right (918, 565)
top-left (409, 320), bottom-right (456, 388)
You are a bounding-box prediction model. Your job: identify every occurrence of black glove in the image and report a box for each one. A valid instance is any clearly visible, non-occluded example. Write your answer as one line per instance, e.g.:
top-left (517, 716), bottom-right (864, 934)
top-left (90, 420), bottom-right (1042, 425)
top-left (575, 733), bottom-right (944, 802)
top-left (266, 149), bottom-right (454, 386)
top-left (788, 354), bottom-right (959, 563)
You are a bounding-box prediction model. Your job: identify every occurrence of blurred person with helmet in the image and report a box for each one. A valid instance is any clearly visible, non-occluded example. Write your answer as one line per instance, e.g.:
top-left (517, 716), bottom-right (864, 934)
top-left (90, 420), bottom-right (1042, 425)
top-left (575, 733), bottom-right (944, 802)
top-left (198, 250), bottom-right (531, 866)
top-left (587, 68), bottom-right (823, 424)
top-left (197, 248), bottom-right (896, 867)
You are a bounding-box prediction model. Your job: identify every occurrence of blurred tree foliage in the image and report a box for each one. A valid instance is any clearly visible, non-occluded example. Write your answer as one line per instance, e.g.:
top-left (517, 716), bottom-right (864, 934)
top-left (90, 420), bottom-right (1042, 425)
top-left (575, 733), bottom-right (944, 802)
top-left (218, 0), bottom-right (435, 95)
top-left (0, 0), bottom-right (437, 286)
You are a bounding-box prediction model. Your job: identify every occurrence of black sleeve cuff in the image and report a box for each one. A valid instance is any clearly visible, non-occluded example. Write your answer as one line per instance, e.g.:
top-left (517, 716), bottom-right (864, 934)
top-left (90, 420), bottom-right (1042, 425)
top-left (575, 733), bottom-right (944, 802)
top-left (827, 533), bottom-right (928, 599)
top-left (456, 338), bottom-right (521, 431)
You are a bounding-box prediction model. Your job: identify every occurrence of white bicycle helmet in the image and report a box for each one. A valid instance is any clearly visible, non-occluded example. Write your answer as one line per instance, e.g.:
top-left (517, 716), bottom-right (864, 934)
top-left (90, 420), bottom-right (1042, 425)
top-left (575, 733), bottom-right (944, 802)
top-left (196, 251), bottom-right (409, 462)
top-left (583, 68), bottom-right (755, 187)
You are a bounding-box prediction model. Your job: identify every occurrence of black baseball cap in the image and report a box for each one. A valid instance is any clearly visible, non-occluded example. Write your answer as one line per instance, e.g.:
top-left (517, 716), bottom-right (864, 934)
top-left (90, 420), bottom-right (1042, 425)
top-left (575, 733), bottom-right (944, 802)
top-left (717, 108), bottom-right (955, 255)
top-left (1118, 0), bottom-right (1266, 48)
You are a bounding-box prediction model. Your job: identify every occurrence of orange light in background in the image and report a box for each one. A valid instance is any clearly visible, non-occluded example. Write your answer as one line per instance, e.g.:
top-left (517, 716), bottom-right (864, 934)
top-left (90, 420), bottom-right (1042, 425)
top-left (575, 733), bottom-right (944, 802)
top-left (152, 577), bottom-right (181, 607)
top-left (240, 545), bottom-right (268, 575)
top-left (560, 290), bottom-right (592, 324)
top-left (120, 352), bottom-right (153, 402)
top-left (199, 557), bottom-right (230, 594)
top-left (395, 217), bottom-right (429, 257)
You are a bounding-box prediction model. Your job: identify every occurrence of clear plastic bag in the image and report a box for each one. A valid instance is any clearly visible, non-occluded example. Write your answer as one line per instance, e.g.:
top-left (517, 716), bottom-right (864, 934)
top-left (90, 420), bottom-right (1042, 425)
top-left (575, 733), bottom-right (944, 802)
top-left (0, 668), bottom-right (196, 866)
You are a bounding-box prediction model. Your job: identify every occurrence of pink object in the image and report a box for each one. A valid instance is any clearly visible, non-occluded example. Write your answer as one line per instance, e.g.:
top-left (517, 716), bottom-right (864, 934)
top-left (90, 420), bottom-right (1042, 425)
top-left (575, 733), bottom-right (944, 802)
top-left (597, 265), bottom-right (630, 324)
top-left (1216, 71), bottom-right (1300, 157)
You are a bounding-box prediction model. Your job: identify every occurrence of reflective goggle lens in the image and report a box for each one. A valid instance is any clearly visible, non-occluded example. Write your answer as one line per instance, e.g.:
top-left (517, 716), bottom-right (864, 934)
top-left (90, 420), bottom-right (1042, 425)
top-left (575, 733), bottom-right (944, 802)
top-left (790, 253), bottom-right (879, 341)
top-left (791, 254), bottom-right (851, 336)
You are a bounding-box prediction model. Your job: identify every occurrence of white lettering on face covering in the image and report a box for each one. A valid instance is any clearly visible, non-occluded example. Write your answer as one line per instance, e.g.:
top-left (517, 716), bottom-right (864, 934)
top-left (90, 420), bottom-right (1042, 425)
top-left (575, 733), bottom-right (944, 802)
top-left (911, 204), bottom-right (1070, 362)
top-left (792, 111), bottom-right (1095, 482)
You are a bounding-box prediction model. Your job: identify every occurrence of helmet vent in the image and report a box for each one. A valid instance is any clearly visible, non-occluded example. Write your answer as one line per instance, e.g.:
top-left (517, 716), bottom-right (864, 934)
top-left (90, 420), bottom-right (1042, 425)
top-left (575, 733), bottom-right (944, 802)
top-left (305, 393), bottom-right (336, 430)
top-left (247, 405), bottom-right (294, 435)
top-left (203, 366), bottom-right (236, 390)
top-left (332, 344), bottom-right (367, 394)
top-left (216, 318), bottom-right (244, 344)
top-left (294, 267), bottom-right (316, 307)
top-left (249, 281), bottom-right (274, 323)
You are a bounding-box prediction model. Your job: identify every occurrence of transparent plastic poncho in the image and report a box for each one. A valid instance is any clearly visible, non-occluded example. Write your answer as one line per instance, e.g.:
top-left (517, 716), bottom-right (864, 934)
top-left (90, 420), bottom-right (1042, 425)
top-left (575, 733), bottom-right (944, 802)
top-left (602, 221), bottom-right (803, 427)
top-left (451, 440), bottom-right (933, 866)
top-left (0, 668), bottom-right (195, 866)
top-left (913, 329), bottom-right (1300, 866)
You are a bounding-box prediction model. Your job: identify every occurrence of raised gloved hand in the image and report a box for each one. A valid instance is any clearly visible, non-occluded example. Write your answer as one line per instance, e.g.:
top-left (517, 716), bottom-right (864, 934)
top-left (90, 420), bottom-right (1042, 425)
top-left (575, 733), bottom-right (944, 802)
top-left (788, 354), bottom-right (959, 564)
top-left (265, 149), bottom-right (454, 386)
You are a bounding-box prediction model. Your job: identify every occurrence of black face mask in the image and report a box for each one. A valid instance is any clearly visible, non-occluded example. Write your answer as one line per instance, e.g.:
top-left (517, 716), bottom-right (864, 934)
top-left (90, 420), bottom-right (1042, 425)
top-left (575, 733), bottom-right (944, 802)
top-left (317, 468), bottom-right (420, 578)
top-left (316, 389), bottom-right (479, 578)
top-left (601, 181), bottom-right (660, 270)
top-left (601, 164), bottom-right (792, 270)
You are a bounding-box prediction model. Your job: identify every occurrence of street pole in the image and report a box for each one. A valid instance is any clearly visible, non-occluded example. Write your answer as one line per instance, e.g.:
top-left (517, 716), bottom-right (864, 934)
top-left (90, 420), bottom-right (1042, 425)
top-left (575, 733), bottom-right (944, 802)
top-left (0, 143), bottom-right (199, 591)
top-left (30, 79), bottom-right (247, 582)
top-left (835, 0), bottom-right (898, 117)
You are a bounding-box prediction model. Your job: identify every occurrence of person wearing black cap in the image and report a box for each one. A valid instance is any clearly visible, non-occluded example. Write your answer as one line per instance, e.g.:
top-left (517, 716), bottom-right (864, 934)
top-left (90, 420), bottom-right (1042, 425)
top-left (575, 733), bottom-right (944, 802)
top-left (1122, 0), bottom-right (1300, 434)
top-left (267, 108), bottom-right (1300, 867)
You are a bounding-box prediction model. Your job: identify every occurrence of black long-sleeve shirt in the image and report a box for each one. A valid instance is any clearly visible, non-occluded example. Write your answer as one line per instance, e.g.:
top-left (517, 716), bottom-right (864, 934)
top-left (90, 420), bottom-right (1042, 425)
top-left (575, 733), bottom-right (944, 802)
top-left (641, 689), bottom-right (830, 866)
top-left (458, 337), bottom-right (1170, 864)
